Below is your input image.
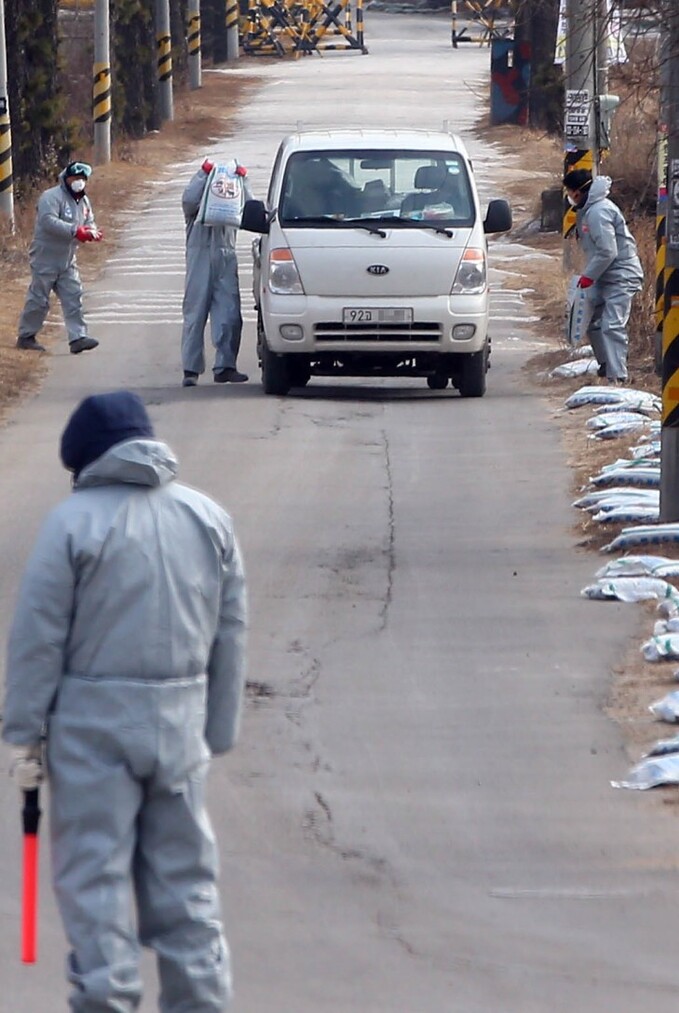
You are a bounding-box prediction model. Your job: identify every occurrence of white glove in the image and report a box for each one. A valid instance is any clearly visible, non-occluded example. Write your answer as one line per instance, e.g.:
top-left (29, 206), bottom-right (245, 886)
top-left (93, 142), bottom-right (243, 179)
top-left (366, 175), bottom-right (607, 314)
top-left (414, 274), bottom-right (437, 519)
top-left (10, 744), bottom-right (44, 791)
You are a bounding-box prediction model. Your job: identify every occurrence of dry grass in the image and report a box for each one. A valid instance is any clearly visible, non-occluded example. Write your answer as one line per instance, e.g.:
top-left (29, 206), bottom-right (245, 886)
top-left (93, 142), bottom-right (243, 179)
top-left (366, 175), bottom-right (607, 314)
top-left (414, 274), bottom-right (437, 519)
top-left (0, 71), bottom-right (261, 420)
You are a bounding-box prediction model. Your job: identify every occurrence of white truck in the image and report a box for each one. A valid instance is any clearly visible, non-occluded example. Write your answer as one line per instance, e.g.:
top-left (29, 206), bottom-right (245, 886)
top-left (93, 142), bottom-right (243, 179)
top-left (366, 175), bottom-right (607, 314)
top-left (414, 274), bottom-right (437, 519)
top-left (241, 129), bottom-right (512, 397)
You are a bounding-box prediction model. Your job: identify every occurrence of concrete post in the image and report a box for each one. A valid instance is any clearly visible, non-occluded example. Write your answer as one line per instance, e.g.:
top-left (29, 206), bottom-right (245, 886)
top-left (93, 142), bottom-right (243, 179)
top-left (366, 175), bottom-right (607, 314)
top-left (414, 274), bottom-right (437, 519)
top-left (660, 8), bottom-right (679, 521)
top-left (0, 0), bottom-right (14, 228)
top-left (155, 0), bottom-right (174, 122)
top-left (93, 0), bottom-right (111, 165)
top-left (187, 0), bottom-right (202, 90)
top-left (226, 0), bottom-right (239, 62)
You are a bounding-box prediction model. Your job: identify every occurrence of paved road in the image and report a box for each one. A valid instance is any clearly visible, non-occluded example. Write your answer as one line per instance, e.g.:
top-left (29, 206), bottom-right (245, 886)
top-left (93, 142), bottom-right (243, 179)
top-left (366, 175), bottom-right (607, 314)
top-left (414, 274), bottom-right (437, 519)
top-left (3, 13), bottom-right (679, 1012)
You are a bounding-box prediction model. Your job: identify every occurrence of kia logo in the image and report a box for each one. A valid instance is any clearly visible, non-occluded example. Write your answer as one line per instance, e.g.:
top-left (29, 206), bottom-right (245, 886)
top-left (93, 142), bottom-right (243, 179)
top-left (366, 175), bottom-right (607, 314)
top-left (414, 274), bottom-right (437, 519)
top-left (367, 264), bottom-right (389, 276)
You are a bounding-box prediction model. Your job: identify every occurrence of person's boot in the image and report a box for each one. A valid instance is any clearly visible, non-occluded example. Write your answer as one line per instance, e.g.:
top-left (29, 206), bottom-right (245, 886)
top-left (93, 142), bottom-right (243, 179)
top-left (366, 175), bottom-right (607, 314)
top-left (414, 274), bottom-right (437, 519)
top-left (16, 335), bottom-right (46, 352)
top-left (214, 367), bottom-right (248, 383)
top-left (69, 337), bottom-right (99, 354)
top-left (182, 371), bottom-right (199, 387)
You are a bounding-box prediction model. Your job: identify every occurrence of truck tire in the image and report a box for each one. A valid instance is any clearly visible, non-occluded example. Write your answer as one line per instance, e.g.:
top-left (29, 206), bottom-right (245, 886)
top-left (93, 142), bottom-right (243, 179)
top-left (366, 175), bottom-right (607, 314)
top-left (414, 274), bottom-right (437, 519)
top-left (457, 344), bottom-right (488, 398)
top-left (261, 342), bottom-right (292, 396)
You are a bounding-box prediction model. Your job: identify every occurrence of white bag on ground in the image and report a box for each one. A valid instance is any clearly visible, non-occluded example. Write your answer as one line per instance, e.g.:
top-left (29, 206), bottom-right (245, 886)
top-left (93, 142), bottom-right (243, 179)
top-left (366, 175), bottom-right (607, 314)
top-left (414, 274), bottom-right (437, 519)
top-left (648, 690), bottom-right (679, 719)
top-left (566, 275), bottom-right (594, 347)
top-left (603, 524), bottom-right (679, 553)
top-left (611, 754), bottom-right (679, 789)
top-left (642, 637), bottom-right (679, 662)
top-left (198, 161), bottom-right (245, 227)
top-left (581, 577), bottom-right (678, 603)
top-left (595, 555), bottom-right (675, 579)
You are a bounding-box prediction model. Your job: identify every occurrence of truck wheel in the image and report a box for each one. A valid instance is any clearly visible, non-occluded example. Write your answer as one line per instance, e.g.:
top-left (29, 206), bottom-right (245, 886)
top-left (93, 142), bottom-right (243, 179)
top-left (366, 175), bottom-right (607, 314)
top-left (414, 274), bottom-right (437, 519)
top-left (261, 342), bottom-right (292, 396)
top-left (457, 345), bottom-right (488, 398)
top-left (427, 374), bottom-right (449, 390)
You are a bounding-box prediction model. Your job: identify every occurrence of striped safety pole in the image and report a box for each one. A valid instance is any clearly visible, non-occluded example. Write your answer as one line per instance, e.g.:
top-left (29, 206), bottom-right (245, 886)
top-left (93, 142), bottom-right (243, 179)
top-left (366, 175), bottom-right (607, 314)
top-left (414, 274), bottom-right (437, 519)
top-left (451, 0), bottom-right (458, 49)
top-left (356, 0), bottom-right (366, 52)
top-left (0, 0), bottom-right (13, 228)
top-left (660, 9), bottom-right (679, 521)
top-left (155, 0), bottom-right (174, 122)
top-left (656, 33), bottom-right (670, 374)
top-left (187, 0), bottom-right (201, 89)
top-left (226, 0), bottom-right (239, 61)
top-left (93, 0), bottom-right (111, 164)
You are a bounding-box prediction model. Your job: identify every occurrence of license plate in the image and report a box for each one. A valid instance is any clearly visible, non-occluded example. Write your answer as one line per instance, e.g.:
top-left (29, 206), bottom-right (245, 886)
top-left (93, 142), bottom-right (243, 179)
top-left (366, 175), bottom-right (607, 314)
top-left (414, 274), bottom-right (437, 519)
top-left (342, 307), bottom-right (414, 324)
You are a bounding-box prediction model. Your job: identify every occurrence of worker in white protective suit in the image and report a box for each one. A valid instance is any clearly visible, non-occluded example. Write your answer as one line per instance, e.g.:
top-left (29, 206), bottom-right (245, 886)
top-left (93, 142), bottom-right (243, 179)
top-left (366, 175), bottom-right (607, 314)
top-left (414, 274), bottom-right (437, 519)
top-left (180, 159), bottom-right (253, 387)
top-left (563, 169), bottom-right (643, 383)
top-left (2, 390), bottom-right (247, 1012)
top-left (16, 160), bottom-right (102, 354)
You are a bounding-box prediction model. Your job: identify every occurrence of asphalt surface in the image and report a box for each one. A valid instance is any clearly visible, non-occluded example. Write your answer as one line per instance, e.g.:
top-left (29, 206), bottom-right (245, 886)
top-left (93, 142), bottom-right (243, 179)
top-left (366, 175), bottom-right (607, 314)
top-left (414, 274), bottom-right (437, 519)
top-left (2, 13), bottom-right (679, 1012)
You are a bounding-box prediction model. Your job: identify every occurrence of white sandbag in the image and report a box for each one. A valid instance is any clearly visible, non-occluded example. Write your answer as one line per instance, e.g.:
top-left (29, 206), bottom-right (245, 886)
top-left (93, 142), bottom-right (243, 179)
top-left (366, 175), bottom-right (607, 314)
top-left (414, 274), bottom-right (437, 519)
top-left (653, 617), bottom-right (679, 635)
top-left (603, 524), bottom-right (679, 552)
top-left (591, 468), bottom-right (660, 489)
top-left (642, 637), bottom-right (679, 662)
top-left (550, 358), bottom-right (598, 379)
top-left (592, 505), bottom-right (659, 524)
top-left (593, 401), bottom-right (659, 418)
top-left (654, 562), bottom-right (679, 578)
top-left (565, 386), bottom-right (661, 410)
top-left (566, 276), bottom-right (595, 347)
top-left (581, 576), bottom-right (677, 602)
top-left (649, 689), bottom-right (679, 719)
top-left (591, 420), bottom-right (650, 440)
top-left (198, 161), bottom-right (245, 227)
top-left (596, 554), bottom-right (675, 579)
top-left (611, 754), bottom-right (679, 789)
top-left (644, 734), bottom-right (679, 757)
top-left (586, 411), bottom-right (651, 431)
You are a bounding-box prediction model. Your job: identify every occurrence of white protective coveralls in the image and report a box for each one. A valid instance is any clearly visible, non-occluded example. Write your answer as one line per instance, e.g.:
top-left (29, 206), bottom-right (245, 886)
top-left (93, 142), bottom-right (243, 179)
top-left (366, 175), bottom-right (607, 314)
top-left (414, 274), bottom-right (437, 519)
top-left (2, 426), bottom-right (247, 1012)
top-left (17, 168), bottom-right (98, 347)
top-left (576, 175), bottom-right (644, 380)
top-left (181, 167), bottom-right (253, 376)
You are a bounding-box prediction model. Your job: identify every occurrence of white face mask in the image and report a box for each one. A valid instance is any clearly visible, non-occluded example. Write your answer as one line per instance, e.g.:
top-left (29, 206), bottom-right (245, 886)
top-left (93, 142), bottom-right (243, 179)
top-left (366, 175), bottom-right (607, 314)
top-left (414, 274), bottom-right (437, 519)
top-left (566, 194), bottom-right (579, 208)
top-left (70, 179), bottom-right (86, 194)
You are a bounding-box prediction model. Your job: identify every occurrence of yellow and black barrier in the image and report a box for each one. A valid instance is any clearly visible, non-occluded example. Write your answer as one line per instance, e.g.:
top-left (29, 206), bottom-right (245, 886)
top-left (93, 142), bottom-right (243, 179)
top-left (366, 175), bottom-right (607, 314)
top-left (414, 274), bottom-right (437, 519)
top-left (0, 106), bottom-right (12, 198)
top-left (452, 0), bottom-right (508, 48)
top-left (157, 30), bottom-right (172, 83)
top-left (187, 10), bottom-right (201, 58)
top-left (241, 0), bottom-right (367, 56)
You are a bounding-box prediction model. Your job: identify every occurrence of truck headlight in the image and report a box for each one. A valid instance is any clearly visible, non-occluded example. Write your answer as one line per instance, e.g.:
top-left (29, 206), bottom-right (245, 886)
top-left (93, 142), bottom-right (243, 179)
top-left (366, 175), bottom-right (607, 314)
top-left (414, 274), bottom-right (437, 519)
top-left (269, 248), bottom-right (305, 295)
top-left (451, 248), bottom-right (486, 295)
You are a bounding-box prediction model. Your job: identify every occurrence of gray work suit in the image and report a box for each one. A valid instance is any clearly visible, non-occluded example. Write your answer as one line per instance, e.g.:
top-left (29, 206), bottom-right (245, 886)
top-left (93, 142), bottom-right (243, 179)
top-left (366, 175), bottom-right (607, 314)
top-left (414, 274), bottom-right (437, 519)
top-left (181, 168), bottom-right (253, 376)
top-left (576, 175), bottom-right (644, 381)
top-left (2, 439), bottom-right (247, 1012)
top-left (17, 170), bottom-right (97, 346)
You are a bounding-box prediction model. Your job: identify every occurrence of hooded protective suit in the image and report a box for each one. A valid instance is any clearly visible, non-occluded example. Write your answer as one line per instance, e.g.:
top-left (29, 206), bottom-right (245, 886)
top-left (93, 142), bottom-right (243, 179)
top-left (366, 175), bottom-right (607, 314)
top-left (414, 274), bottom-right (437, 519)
top-left (2, 393), bottom-right (247, 1012)
top-left (181, 167), bottom-right (253, 376)
top-left (17, 167), bottom-right (98, 347)
top-left (575, 175), bottom-right (643, 380)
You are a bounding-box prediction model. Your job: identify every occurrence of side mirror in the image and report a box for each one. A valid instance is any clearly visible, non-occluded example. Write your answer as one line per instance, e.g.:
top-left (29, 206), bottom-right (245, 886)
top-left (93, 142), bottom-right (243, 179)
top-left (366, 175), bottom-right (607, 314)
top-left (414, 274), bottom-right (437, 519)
top-left (241, 199), bottom-right (270, 235)
top-left (484, 199), bottom-right (512, 234)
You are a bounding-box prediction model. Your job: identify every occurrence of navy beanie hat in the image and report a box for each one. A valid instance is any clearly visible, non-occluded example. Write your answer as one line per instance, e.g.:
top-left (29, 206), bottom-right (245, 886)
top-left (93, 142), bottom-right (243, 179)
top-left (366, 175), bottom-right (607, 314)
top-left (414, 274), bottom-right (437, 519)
top-left (60, 391), bottom-right (154, 476)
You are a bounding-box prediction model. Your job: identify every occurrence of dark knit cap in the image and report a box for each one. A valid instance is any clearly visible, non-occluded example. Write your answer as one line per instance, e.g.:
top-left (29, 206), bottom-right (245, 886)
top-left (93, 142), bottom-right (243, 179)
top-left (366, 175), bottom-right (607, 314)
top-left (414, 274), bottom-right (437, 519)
top-left (60, 391), bottom-right (154, 476)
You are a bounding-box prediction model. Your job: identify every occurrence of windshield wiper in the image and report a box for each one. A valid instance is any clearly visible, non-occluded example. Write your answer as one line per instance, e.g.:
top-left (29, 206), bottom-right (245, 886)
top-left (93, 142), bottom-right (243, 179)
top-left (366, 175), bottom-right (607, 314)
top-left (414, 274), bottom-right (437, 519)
top-left (284, 215), bottom-right (387, 237)
top-left (376, 215), bottom-right (454, 237)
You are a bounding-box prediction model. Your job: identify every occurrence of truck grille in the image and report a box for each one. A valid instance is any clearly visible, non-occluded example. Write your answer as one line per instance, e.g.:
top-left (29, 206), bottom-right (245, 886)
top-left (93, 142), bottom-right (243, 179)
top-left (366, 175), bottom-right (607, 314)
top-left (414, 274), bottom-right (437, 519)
top-left (314, 322), bottom-right (442, 343)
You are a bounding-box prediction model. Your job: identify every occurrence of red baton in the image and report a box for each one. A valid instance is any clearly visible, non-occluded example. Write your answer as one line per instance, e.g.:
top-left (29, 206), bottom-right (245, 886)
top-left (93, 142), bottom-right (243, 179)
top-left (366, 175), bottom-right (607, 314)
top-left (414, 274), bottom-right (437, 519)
top-left (21, 787), bottom-right (41, 963)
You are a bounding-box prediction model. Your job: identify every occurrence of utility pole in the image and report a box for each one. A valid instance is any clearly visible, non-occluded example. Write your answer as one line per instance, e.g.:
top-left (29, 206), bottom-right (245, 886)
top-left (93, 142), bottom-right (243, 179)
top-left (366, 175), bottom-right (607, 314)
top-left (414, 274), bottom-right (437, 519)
top-left (562, 0), bottom-right (597, 244)
top-left (0, 0), bottom-right (14, 228)
top-left (93, 0), bottom-right (111, 164)
top-left (155, 0), bottom-right (174, 123)
top-left (187, 0), bottom-right (202, 89)
top-left (660, 7), bottom-right (679, 521)
top-left (656, 33), bottom-right (670, 376)
top-left (226, 0), bottom-right (239, 62)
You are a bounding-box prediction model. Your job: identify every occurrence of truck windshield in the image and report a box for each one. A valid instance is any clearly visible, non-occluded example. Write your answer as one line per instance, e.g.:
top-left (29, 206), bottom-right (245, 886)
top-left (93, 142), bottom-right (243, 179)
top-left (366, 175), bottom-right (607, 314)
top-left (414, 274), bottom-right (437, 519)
top-left (278, 149), bottom-right (476, 228)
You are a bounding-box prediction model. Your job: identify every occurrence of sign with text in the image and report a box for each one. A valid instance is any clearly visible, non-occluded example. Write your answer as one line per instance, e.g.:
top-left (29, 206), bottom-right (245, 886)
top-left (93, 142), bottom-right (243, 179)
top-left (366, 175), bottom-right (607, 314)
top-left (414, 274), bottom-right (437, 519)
top-left (565, 89), bottom-right (591, 139)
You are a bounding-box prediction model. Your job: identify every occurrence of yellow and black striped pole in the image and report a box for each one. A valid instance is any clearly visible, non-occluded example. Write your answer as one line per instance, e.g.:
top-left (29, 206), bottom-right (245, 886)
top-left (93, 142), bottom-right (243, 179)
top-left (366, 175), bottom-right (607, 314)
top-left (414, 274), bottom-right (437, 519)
top-left (226, 0), bottom-right (239, 61)
top-left (660, 9), bottom-right (679, 521)
top-left (155, 0), bottom-right (174, 122)
top-left (0, 0), bottom-right (13, 227)
top-left (187, 3), bottom-right (201, 89)
top-left (356, 0), bottom-right (366, 52)
top-left (93, 0), bottom-right (111, 163)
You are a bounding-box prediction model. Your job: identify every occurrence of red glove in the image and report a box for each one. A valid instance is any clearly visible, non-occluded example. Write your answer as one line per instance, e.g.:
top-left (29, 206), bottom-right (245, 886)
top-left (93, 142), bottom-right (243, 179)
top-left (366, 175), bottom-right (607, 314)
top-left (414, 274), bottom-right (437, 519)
top-left (201, 159), bottom-right (214, 174)
top-left (577, 276), bottom-right (594, 289)
top-left (235, 164), bottom-right (248, 177)
top-left (75, 226), bottom-right (94, 242)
